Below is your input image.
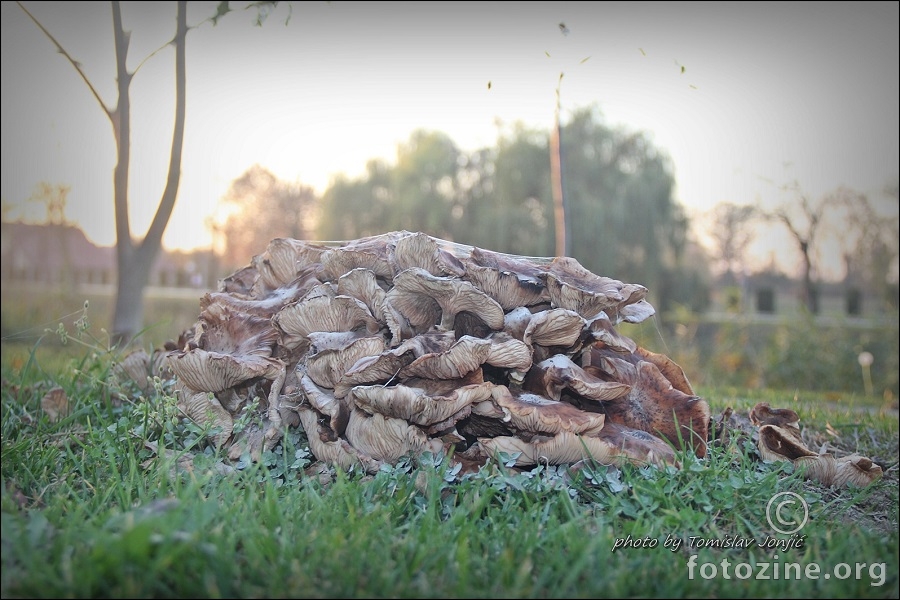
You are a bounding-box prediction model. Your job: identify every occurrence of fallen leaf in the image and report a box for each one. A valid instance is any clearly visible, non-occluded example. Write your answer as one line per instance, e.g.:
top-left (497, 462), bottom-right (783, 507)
top-left (41, 387), bottom-right (69, 423)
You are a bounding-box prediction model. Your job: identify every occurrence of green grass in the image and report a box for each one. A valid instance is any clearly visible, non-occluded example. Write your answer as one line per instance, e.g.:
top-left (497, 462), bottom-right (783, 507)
top-left (1, 334), bottom-right (897, 598)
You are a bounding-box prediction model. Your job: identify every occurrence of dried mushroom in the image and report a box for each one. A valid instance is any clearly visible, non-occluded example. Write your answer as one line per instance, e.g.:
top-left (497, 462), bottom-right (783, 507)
top-left (161, 231), bottom-right (716, 476)
top-left (749, 402), bottom-right (883, 487)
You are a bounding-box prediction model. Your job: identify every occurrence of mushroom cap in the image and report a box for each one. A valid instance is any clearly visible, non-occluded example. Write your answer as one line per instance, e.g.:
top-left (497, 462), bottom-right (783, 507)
top-left (166, 307), bottom-right (283, 392)
top-left (385, 267), bottom-right (505, 334)
top-left (462, 246), bottom-right (550, 310)
top-left (584, 311), bottom-right (637, 353)
top-left (218, 263), bottom-right (258, 297)
top-left (484, 332), bottom-right (533, 375)
top-left (502, 306), bottom-right (586, 353)
top-left (479, 417), bottom-right (677, 469)
top-left (793, 453), bottom-right (883, 488)
top-left (593, 421), bottom-right (677, 467)
top-left (112, 348), bottom-right (157, 394)
top-left (297, 367), bottom-right (351, 436)
top-left (389, 231), bottom-right (466, 278)
top-left (273, 283), bottom-right (382, 350)
top-left (487, 384), bottom-right (607, 436)
top-left (350, 379), bottom-right (494, 426)
top-left (336, 268), bottom-right (389, 323)
top-left (749, 402), bottom-right (800, 430)
top-left (318, 233), bottom-right (401, 280)
top-left (477, 429), bottom-right (650, 468)
top-left (331, 335), bottom-right (430, 398)
top-left (345, 408), bottom-right (443, 463)
top-left (399, 335), bottom-right (492, 380)
top-left (305, 333), bottom-right (386, 389)
top-left (173, 380), bottom-right (233, 447)
top-left (296, 406), bottom-right (382, 474)
top-left (523, 354), bottom-right (632, 402)
top-left (635, 346), bottom-right (694, 395)
top-left (542, 256), bottom-right (653, 323)
top-left (251, 237), bottom-right (330, 293)
top-left (202, 264), bottom-right (324, 320)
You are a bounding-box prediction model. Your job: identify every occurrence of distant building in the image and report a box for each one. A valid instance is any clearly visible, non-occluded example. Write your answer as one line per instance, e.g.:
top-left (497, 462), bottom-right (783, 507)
top-left (1, 221), bottom-right (221, 289)
top-left (707, 269), bottom-right (897, 321)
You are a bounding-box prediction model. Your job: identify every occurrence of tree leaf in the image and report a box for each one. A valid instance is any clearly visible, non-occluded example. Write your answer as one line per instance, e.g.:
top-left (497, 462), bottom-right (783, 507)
top-left (211, 2), bottom-right (232, 25)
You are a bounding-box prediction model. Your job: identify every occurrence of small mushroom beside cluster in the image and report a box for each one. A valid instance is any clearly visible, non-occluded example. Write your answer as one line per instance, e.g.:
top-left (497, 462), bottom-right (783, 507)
top-left (749, 403), bottom-right (883, 487)
top-left (158, 231), bottom-right (711, 472)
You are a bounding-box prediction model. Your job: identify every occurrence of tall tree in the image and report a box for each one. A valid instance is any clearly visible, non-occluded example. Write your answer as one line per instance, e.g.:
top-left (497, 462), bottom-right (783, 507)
top-left (17, 1), bottom-right (282, 347)
top-left (390, 130), bottom-right (462, 239)
top-left (208, 164), bottom-right (317, 272)
top-left (560, 106), bottom-right (690, 309)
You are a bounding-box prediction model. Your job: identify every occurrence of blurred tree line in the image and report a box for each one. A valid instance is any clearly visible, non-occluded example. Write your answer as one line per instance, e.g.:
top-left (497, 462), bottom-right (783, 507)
top-left (212, 105), bottom-right (712, 316)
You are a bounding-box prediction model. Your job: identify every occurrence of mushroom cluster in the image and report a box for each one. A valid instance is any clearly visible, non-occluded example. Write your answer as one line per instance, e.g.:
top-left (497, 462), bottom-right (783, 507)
top-left (161, 231), bottom-right (710, 473)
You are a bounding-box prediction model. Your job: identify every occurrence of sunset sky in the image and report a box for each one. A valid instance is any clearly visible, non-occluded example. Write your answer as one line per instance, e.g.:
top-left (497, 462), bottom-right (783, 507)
top-left (2, 1), bottom-right (897, 279)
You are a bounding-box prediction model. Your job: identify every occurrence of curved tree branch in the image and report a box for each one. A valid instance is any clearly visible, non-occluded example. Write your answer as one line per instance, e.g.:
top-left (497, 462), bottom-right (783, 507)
top-left (15, 1), bottom-right (112, 118)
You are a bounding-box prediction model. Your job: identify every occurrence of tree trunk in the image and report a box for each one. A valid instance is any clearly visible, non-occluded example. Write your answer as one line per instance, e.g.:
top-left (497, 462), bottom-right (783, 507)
top-left (110, 1), bottom-right (188, 347)
top-left (550, 78), bottom-right (568, 257)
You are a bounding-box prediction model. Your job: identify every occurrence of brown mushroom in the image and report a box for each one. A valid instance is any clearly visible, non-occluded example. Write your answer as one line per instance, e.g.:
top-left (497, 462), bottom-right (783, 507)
top-left (165, 230), bottom-right (708, 474)
top-left (635, 346), bottom-right (694, 395)
top-left (218, 263), bottom-right (259, 297)
top-left (523, 354), bottom-right (632, 403)
top-left (297, 364), bottom-right (351, 436)
top-left (112, 347), bottom-right (166, 395)
top-left (336, 268), bottom-right (389, 323)
top-left (479, 424), bottom-right (674, 469)
top-left (165, 305), bottom-right (288, 454)
top-left (173, 380), bottom-right (233, 448)
top-left (201, 264), bottom-right (325, 320)
top-left (486, 384), bottom-right (607, 436)
top-left (484, 332), bottom-right (534, 380)
top-left (399, 335), bottom-right (492, 380)
top-left (166, 307), bottom-right (283, 393)
top-left (582, 346), bottom-right (710, 457)
top-left (749, 402), bottom-right (883, 487)
top-left (318, 233), bottom-right (399, 280)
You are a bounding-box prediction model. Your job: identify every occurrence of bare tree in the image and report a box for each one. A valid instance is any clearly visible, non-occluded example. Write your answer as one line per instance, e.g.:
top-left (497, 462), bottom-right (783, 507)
top-left (763, 182), bottom-right (837, 313)
top-left (833, 183), bottom-right (899, 308)
top-left (707, 201), bottom-right (757, 283)
top-left (28, 182), bottom-right (71, 226)
top-left (16, 1), bottom-right (284, 347)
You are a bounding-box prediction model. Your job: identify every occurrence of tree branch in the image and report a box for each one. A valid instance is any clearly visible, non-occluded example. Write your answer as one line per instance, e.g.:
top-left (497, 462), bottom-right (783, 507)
top-left (15, 1), bottom-right (113, 119)
top-left (140, 0), bottom-right (187, 259)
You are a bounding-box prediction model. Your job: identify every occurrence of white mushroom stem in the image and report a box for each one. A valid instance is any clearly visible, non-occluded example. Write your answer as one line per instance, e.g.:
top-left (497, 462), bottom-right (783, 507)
top-left (264, 363), bottom-right (287, 447)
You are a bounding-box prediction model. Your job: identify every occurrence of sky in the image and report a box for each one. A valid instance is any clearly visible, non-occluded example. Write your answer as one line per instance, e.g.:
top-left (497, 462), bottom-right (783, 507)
top-left (2, 1), bottom-right (898, 279)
